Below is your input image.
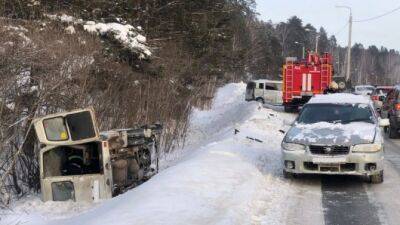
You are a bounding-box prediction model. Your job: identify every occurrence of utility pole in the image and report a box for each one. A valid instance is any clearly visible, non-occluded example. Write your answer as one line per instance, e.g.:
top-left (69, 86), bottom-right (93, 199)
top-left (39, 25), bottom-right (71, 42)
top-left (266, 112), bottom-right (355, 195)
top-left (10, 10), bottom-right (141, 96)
top-left (295, 29), bottom-right (310, 59)
top-left (346, 12), bottom-right (353, 83)
top-left (294, 41), bottom-right (305, 59)
top-left (336, 5), bottom-right (353, 83)
top-left (315, 34), bottom-right (320, 54)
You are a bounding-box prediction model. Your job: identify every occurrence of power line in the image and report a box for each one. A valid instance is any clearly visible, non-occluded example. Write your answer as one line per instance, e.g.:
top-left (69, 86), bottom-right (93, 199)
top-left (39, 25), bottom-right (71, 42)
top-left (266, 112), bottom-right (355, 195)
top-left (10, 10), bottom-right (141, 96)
top-left (354, 5), bottom-right (400, 22)
top-left (333, 22), bottom-right (349, 36)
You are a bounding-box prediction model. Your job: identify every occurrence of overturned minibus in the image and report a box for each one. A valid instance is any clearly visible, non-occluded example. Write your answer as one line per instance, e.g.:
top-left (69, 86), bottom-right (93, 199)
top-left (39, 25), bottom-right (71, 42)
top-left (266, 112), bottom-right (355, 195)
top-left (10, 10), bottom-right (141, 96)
top-left (29, 108), bottom-right (162, 202)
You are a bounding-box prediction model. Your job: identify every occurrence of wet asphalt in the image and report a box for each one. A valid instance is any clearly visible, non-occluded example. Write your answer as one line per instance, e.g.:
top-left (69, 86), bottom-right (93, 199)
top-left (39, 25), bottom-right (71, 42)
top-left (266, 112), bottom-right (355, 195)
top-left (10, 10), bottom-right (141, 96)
top-left (321, 175), bottom-right (381, 225)
top-left (319, 136), bottom-right (400, 225)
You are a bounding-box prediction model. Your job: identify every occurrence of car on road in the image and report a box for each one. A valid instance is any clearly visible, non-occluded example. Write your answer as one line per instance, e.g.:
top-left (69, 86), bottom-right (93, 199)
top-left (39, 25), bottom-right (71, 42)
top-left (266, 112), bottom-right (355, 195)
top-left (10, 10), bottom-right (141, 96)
top-left (245, 79), bottom-right (283, 105)
top-left (371, 86), bottom-right (393, 113)
top-left (381, 86), bottom-right (400, 138)
top-left (281, 93), bottom-right (389, 183)
top-left (353, 85), bottom-right (375, 96)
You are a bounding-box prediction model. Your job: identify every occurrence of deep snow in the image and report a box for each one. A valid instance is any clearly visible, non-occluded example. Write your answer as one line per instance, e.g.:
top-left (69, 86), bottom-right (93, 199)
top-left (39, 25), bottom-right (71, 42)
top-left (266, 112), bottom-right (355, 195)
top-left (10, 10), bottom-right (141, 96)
top-left (1, 83), bottom-right (296, 225)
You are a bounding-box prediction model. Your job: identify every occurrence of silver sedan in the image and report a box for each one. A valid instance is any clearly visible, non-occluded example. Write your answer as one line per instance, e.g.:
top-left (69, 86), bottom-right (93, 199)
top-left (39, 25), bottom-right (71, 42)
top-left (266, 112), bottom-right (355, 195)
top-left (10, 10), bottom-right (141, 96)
top-left (282, 93), bottom-right (389, 183)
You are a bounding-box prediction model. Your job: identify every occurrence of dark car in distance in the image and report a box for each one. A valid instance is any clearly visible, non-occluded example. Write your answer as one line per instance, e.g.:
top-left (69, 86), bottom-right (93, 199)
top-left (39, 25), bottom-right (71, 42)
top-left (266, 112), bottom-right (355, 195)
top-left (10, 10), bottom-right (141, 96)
top-left (381, 85), bottom-right (400, 138)
top-left (371, 86), bottom-right (394, 114)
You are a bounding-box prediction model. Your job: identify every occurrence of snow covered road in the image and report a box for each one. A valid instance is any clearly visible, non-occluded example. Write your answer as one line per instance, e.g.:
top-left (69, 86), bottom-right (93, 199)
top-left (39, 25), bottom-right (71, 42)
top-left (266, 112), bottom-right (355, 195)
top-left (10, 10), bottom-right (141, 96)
top-left (3, 83), bottom-right (400, 225)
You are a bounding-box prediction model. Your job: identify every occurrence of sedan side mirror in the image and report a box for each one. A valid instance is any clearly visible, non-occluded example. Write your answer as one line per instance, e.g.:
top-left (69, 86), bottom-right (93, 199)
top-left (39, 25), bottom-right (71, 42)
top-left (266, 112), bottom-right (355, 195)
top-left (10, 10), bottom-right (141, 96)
top-left (379, 118), bottom-right (390, 127)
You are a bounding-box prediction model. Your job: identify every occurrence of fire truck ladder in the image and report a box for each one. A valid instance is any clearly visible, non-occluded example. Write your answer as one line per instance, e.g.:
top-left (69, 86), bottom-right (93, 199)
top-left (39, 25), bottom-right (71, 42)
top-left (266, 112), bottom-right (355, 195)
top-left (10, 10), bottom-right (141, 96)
top-left (285, 60), bottom-right (295, 100)
top-left (320, 63), bottom-right (330, 91)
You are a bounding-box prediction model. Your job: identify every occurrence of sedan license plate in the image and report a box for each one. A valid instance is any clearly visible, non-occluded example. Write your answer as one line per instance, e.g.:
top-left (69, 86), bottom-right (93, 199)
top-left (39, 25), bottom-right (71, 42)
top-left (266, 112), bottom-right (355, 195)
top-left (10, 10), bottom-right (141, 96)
top-left (312, 157), bottom-right (346, 164)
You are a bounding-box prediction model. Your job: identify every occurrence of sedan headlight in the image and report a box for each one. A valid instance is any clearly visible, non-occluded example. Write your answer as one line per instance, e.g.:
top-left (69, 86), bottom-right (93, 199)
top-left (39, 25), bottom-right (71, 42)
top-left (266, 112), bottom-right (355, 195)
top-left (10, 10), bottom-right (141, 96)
top-left (281, 142), bottom-right (306, 151)
top-left (352, 143), bottom-right (382, 153)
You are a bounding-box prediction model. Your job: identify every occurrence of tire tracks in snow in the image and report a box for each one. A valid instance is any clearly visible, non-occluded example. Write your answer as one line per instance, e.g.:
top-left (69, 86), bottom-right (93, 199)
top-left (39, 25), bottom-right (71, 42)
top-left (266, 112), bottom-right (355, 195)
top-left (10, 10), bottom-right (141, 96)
top-left (284, 175), bottom-right (325, 225)
top-left (283, 171), bottom-right (382, 225)
top-left (365, 137), bottom-right (400, 225)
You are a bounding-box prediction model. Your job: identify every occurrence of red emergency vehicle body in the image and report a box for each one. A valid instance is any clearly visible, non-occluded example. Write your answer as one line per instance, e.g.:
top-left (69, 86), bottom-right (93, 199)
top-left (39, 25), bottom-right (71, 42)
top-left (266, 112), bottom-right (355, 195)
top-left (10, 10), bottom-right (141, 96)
top-left (282, 52), bottom-right (333, 112)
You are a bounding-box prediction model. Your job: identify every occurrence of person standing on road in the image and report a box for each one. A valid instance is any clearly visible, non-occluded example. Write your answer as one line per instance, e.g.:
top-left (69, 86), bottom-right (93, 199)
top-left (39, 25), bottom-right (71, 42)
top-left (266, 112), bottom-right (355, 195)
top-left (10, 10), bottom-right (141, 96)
top-left (324, 81), bottom-right (339, 94)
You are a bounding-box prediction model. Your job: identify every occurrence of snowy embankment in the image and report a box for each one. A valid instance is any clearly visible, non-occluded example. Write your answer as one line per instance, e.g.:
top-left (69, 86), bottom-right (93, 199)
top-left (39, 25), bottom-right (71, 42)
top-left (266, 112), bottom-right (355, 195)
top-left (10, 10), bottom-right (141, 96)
top-left (1, 83), bottom-right (295, 225)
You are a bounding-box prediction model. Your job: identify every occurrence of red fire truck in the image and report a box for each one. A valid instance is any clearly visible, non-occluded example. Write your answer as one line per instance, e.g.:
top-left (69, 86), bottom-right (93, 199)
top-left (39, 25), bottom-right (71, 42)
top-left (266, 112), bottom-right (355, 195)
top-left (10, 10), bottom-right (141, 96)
top-left (282, 52), bottom-right (333, 112)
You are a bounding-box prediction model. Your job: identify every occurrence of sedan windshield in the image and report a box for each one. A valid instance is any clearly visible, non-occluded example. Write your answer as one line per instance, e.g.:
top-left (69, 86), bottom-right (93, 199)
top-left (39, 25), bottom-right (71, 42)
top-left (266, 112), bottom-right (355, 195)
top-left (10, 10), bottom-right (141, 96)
top-left (375, 88), bottom-right (392, 95)
top-left (297, 104), bottom-right (374, 124)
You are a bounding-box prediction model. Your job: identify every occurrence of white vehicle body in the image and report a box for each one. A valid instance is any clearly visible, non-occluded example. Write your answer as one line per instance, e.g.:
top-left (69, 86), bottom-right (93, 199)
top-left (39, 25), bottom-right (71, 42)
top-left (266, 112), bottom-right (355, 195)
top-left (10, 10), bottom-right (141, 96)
top-left (354, 85), bottom-right (375, 96)
top-left (281, 93), bottom-right (389, 182)
top-left (26, 108), bottom-right (161, 202)
top-left (245, 79), bottom-right (283, 105)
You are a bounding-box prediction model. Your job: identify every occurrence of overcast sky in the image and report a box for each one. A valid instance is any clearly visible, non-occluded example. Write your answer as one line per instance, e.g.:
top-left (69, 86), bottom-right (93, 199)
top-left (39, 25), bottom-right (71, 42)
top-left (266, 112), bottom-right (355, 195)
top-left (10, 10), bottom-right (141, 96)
top-left (256, 0), bottom-right (400, 50)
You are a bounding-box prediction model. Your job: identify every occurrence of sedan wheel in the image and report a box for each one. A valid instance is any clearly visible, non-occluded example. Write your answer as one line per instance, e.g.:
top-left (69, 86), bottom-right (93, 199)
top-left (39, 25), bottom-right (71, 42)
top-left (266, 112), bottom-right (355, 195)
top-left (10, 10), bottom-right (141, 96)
top-left (369, 171), bottom-right (384, 184)
top-left (283, 170), bottom-right (296, 179)
top-left (384, 126), bottom-right (388, 133)
top-left (389, 123), bottom-right (399, 139)
top-left (256, 98), bottom-right (264, 104)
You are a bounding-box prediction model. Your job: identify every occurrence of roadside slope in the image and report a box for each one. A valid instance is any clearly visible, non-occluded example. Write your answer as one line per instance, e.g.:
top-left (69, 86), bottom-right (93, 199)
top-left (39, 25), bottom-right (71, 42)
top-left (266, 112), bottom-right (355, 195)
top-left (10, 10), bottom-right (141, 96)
top-left (2, 83), bottom-right (296, 225)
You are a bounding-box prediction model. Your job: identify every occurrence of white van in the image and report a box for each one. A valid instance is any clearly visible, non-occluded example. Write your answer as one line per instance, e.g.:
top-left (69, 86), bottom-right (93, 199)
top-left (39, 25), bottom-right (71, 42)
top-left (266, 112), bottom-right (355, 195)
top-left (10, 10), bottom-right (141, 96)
top-left (353, 85), bottom-right (375, 96)
top-left (245, 79), bottom-right (283, 105)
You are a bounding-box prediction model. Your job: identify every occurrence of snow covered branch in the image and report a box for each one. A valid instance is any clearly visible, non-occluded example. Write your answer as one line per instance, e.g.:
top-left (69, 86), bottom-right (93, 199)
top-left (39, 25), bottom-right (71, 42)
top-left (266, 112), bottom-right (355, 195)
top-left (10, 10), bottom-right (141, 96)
top-left (45, 14), bottom-right (152, 60)
top-left (84, 22), bottom-right (151, 60)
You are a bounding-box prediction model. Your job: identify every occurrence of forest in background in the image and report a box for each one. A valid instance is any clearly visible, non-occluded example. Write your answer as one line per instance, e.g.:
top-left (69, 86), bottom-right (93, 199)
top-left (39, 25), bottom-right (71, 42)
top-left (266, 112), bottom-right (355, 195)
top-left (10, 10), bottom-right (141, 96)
top-left (1, 0), bottom-right (400, 205)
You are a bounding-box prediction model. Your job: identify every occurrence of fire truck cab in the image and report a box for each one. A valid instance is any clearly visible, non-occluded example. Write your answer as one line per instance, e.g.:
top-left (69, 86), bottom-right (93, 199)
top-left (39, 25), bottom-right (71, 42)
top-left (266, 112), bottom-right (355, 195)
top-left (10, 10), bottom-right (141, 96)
top-left (282, 52), bottom-right (333, 112)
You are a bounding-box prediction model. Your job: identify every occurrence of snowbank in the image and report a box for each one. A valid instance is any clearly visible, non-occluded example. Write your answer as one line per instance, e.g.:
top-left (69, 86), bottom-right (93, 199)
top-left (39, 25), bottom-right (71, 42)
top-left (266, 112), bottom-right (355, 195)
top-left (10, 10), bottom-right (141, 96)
top-left (0, 196), bottom-right (96, 224)
top-left (1, 83), bottom-right (296, 225)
